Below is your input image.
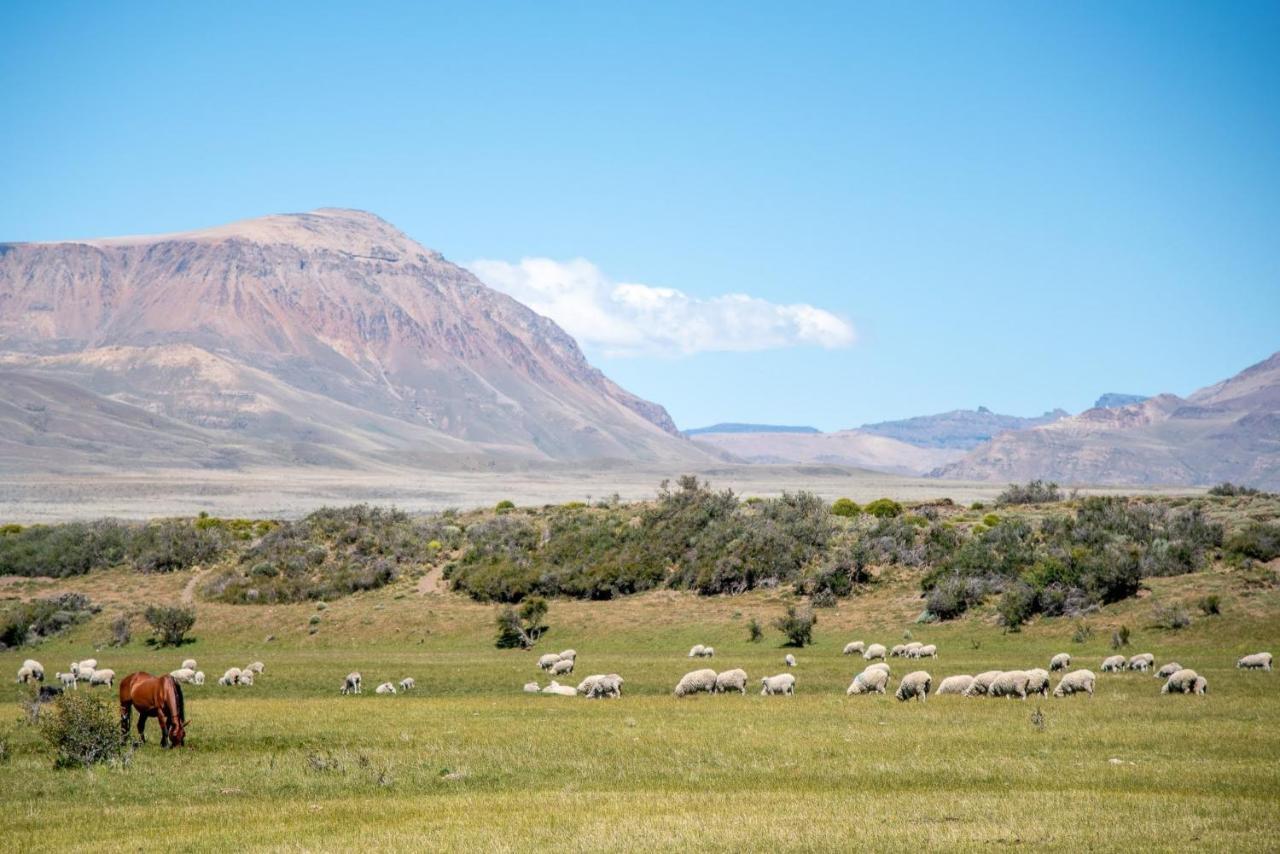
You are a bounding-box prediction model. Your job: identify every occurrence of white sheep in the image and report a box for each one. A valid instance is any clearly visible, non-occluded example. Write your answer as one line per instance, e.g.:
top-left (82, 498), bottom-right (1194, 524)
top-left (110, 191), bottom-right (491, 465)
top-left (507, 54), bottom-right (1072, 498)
top-left (219, 667), bottom-right (242, 687)
top-left (1101, 655), bottom-right (1127, 673)
top-left (1237, 652), bottom-right (1273, 671)
top-left (847, 668), bottom-right (889, 695)
top-left (895, 670), bottom-right (932, 702)
top-left (16, 666), bottom-right (35, 684)
top-left (701, 646), bottom-right (715, 658)
top-left (687, 644), bottom-right (705, 658)
top-left (674, 669), bottom-right (718, 697)
top-left (537, 653), bottom-right (561, 671)
top-left (340, 672), bottom-right (362, 694)
top-left (843, 641), bottom-right (865, 656)
top-left (56, 671), bottom-right (78, 690)
top-left (903, 642), bottom-right (923, 657)
top-left (577, 674), bottom-right (624, 699)
top-left (1025, 668), bottom-right (1050, 697)
top-left (760, 673), bottom-right (796, 696)
top-left (714, 669), bottom-right (748, 694)
top-left (784, 654), bottom-right (797, 668)
top-left (1193, 676), bottom-right (1208, 695)
top-left (523, 681), bottom-right (540, 693)
top-left (374, 681), bottom-right (396, 695)
top-left (193, 671), bottom-right (206, 686)
top-left (963, 670), bottom-right (1003, 697)
top-left (1127, 653), bottom-right (1154, 672)
top-left (245, 661), bottom-right (265, 675)
top-left (863, 644), bottom-right (887, 661)
top-left (1050, 653), bottom-right (1071, 672)
top-left (72, 659), bottom-right (97, 676)
top-left (550, 658), bottom-right (575, 676)
top-left (914, 644), bottom-right (938, 659)
top-left (558, 649), bottom-right (577, 662)
top-left (181, 658), bottom-right (198, 671)
top-left (541, 680), bottom-right (577, 697)
top-left (399, 677), bottom-right (416, 692)
top-left (1155, 662), bottom-right (1183, 679)
top-left (988, 670), bottom-right (1030, 700)
top-left (936, 675), bottom-right (974, 696)
top-left (889, 644), bottom-right (907, 658)
top-left (1161, 668), bottom-right (1204, 695)
top-left (76, 668), bottom-right (96, 683)
top-left (865, 662), bottom-right (891, 676)
top-left (238, 670), bottom-right (255, 687)
top-left (1053, 669), bottom-right (1096, 698)
top-left (21, 659), bottom-right (45, 681)
top-left (89, 669), bottom-right (115, 687)
top-left (170, 668), bottom-right (196, 684)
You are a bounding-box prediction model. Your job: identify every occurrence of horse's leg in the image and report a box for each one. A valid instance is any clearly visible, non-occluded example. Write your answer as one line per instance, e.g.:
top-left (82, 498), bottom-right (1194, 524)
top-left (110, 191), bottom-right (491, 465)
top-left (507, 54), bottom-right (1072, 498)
top-left (157, 708), bottom-right (170, 748)
top-left (137, 713), bottom-right (147, 744)
top-left (119, 700), bottom-right (132, 741)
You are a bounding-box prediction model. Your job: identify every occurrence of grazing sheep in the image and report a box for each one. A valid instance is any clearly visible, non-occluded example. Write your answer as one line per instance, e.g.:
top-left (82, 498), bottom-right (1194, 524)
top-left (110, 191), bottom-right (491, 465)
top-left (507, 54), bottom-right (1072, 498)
top-left (523, 681), bottom-right (540, 693)
top-left (863, 644), bottom-right (887, 661)
top-left (843, 641), bottom-right (865, 656)
top-left (219, 667), bottom-right (242, 687)
top-left (702, 646), bottom-right (715, 658)
top-left (1053, 669), bottom-right (1096, 698)
top-left (760, 673), bottom-right (796, 696)
top-left (541, 680), bottom-right (577, 697)
top-left (714, 669), bottom-right (748, 694)
top-left (963, 670), bottom-right (1003, 697)
top-left (865, 662), bottom-right (891, 675)
top-left (374, 681), bottom-right (396, 695)
top-left (988, 671), bottom-right (1031, 700)
top-left (341, 672), bottom-right (362, 695)
top-left (847, 668), bottom-right (889, 695)
top-left (399, 677), bottom-right (416, 692)
top-left (895, 670), bottom-right (932, 702)
top-left (1156, 662), bottom-right (1182, 679)
top-left (16, 666), bottom-right (35, 684)
top-left (558, 649), bottom-right (577, 662)
top-left (237, 670), bottom-right (255, 687)
top-left (72, 659), bottom-right (97, 676)
top-left (245, 661), bottom-right (266, 675)
top-left (1237, 652), bottom-right (1273, 671)
top-left (688, 644), bottom-right (704, 658)
top-left (76, 668), bottom-right (97, 683)
top-left (903, 642), bottom-right (923, 658)
top-left (1162, 668), bottom-right (1204, 695)
top-left (674, 669), bottom-right (718, 697)
top-left (936, 675), bottom-right (974, 696)
top-left (889, 644), bottom-right (907, 658)
top-left (170, 668), bottom-right (196, 684)
top-left (1025, 668), bottom-right (1051, 697)
top-left (56, 672), bottom-right (78, 690)
top-left (181, 659), bottom-right (198, 671)
top-left (578, 674), bottom-right (625, 699)
top-left (1050, 653), bottom-right (1071, 672)
top-left (915, 644), bottom-right (938, 659)
top-left (784, 654), bottom-right (797, 667)
top-left (1193, 676), bottom-right (1208, 695)
top-left (1127, 653), bottom-right (1154, 672)
top-left (537, 653), bottom-right (561, 671)
top-left (1101, 655), bottom-right (1127, 673)
top-left (89, 669), bottom-right (115, 687)
top-left (22, 659), bottom-right (45, 681)
top-left (550, 658), bottom-right (575, 676)
top-left (193, 671), bottom-right (206, 686)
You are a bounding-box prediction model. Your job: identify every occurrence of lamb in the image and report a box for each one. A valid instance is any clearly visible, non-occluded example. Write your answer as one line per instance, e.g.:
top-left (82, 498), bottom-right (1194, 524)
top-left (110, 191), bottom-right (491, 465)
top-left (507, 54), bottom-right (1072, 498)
top-left (89, 669), bottom-right (115, 687)
top-left (245, 661), bottom-right (266, 675)
top-left (1053, 669), bottom-right (1096, 698)
top-left (170, 668), bottom-right (196, 684)
top-left (889, 644), bottom-right (907, 658)
top-left (847, 667), bottom-right (889, 695)
top-left (22, 659), bottom-right (45, 681)
top-left (219, 667), bottom-right (242, 687)
top-left (988, 670), bottom-right (1031, 700)
top-left (963, 670), bottom-right (1003, 697)
top-left (714, 669), bottom-right (748, 694)
top-left (181, 659), bottom-right (198, 671)
top-left (375, 681), bottom-right (396, 695)
top-left (863, 644), bottom-right (887, 661)
top-left (399, 677), bottom-right (416, 692)
top-left (1050, 653), bottom-right (1071, 672)
top-left (895, 670), bottom-right (932, 702)
top-left (1161, 668), bottom-right (1204, 695)
top-left (1025, 668), bottom-right (1051, 697)
top-left (537, 653), bottom-right (561, 671)
top-left (843, 641), bottom-right (865, 656)
top-left (674, 669), bottom-right (718, 697)
top-left (1127, 653), bottom-right (1154, 672)
top-left (1101, 655), bottom-right (1127, 673)
top-left (784, 654), bottom-right (797, 667)
top-left (550, 658), bottom-right (575, 676)
top-left (523, 681), bottom-right (540, 693)
top-left (56, 672), bottom-right (78, 690)
top-left (760, 673), bottom-right (796, 696)
top-left (1156, 662), bottom-right (1183, 679)
top-left (541, 680), bottom-right (577, 697)
top-left (192, 671), bottom-right (206, 686)
top-left (578, 674), bottom-right (625, 699)
top-left (914, 644), bottom-right (938, 659)
top-left (341, 672), bottom-right (362, 694)
top-left (237, 670), bottom-right (254, 687)
top-left (1237, 652), bottom-right (1273, 671)
top-left (935, 675), bottom-right (974, 696)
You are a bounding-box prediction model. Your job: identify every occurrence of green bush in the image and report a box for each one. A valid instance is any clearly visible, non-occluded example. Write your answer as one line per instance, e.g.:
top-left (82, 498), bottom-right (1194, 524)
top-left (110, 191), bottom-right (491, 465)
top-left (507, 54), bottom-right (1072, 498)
top-left (494, 596), bottom-right (549, 649)
top-left (772, 604), bottom-right (816, 647)
top-left (830, 498), bottom-right (860, 518)
top-left (145, 604), bottom-right (196, 646)
top-left (1151, 603), bottom-right (1191, 630)
top-left (1198, 594), bottom-right (1221, 616)
top-left (863, 498), bottom-right (903, 519)
top-left (1208, 482), bottom-right (1264, 497)
top-left (40, 691), bottom-right (128, 768)
top-left (1225, 522), bottom-right (1280, 562)
top-left (747, 617), bottom-right (763, 643)
top-left (996, 480), bottom-right (1062, 505)
top-left (0, 593), bottom-right (98, 648)
top-left (997, 581), bottom-right (1037, 630)
top-left (128, 519), bottom-right (228, 573)
top-left (495, 500), bottom-right (516, 513)
top-left (0, 520), bottom-right (130, 577)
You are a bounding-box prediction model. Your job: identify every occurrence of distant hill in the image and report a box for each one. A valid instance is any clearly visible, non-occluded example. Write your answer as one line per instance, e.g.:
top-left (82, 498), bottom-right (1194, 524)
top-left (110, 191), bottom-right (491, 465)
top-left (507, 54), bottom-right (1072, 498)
top-left (683, 423), bottom-right (819, 436)
top-left (688, 429), bottom-right (965, 476)
top-left (1094, 393), bottom-right (1149, 409)
top-left (858, 406), bottom-right (1070, 450)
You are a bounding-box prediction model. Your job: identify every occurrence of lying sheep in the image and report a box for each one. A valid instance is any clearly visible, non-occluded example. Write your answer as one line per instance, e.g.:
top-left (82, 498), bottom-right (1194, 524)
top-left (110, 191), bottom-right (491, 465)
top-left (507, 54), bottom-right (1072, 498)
top-left (541, 680), bottom-right (577, 697)
top-left (674, 669), bottom-right (718, 697)
top-left (1162, 668), bottom-right (1206, 695)
top-left (1127, 653), bottom-right (1154, 672)
top-left (219, 667), bottom-right (242, 687)
top-left (1053, 669), bottom-right (1096, 698)
top-left (399, 677), bottom-right (416, 692)
top-left (760, 673), bottom-right (796, 696)
top-left (1050, 653), bottom-right (1071, 672)
top-left (863, 644), bottom-right (887, 661)
top-left (170, 668), bottom-right (196, 684)
top-left (22, 659), bottom-right (45, 682)
top-left (89, 669), bottom-right (115, 687)
top-left (843, 641), bottom-right (865, 656)
top-left (537, 653), bottom-right (561, 671)
top-left (895, 671), bottom-right (931, 702)
top-left (181, 658), bottom-right (198, 671)
top-left (889, 644), bottom-right (907, 658)
top-left (245, 661), bottom-right (266, 675)
top-left (935, 675), bottom-right (974, 696)
top-left (914, 644), bottom-right (938, 659)
top-left (341, 672), bottom-right (362, 694)
top-left (1101, 655), bottom-right (1127, 673)
top-left (1156, 662), bottom-right (1183, 679)
top-left (964, 670), bottom-right (1003, 697)
top-left (192, 671), bottom-right (206, 686)
top-left (550, 658), bottom-right (575, 676)
top-left (56, 671), bottom-right (78, 690)
top-left (714, 669), bottom-right (748, 695)
top-left (1237, 652), bottom-right (1273, 671)
top-left (523, 681), bottom-right (540, 693)
top-left (847, 668), bottom-right (889, 695)
top-left (374, 681), bottom-right (396, 695)
top-left (784, 654), bottom-right (796, 667)
top-left (988, 670), bottom-right (1030, 700)
top-left (237, 671), bottom-right (254, 687)
top-left (578, 674), bottom-right (624, 699)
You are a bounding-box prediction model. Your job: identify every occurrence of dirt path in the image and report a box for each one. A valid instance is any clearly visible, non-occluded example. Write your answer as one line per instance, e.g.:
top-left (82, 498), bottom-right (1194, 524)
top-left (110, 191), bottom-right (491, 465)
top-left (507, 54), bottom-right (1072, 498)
top-left (416, 566), bottom-right (446, 595)
top-left (180, 567), bottom-right (209, 604)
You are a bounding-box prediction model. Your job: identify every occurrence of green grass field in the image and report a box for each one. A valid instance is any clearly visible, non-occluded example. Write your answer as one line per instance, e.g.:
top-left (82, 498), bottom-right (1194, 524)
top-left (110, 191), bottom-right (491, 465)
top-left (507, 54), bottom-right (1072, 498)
top-left (2, 565), bottom-right (1278, 852)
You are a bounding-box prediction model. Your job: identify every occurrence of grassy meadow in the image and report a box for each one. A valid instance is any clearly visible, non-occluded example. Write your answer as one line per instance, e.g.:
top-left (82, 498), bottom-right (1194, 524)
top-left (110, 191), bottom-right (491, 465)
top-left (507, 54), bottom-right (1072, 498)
top-left (2, 557), bottom-right (1278, 852)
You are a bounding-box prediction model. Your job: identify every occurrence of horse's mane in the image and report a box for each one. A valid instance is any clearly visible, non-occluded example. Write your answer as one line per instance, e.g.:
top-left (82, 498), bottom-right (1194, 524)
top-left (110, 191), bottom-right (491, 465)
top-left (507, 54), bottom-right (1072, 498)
top-left (170, 676), bottom-right (185, 722)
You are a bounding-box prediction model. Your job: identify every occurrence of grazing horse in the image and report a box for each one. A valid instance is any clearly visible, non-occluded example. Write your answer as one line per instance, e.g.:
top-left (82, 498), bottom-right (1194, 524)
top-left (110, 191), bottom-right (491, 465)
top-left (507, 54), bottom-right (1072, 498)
top-left (119, 672), bottom-right (187, 747)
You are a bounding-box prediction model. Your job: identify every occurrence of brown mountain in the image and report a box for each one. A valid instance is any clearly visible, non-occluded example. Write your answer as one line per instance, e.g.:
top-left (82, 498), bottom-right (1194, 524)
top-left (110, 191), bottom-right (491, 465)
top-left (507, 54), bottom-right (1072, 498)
top-left (0, 209), bottom-right (708, 473)
top-left (932, 352), bottom-right (1280, 489)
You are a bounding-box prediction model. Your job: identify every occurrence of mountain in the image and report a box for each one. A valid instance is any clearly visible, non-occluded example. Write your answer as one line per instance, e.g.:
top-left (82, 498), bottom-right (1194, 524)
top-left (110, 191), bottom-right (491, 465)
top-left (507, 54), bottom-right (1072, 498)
top-left (0, 209), bottom-right (709, 473)
top-left (1094, 393), bottom-right (1149, 409)
top-left (683, 423), bottom-right (819, 436)
top-left (687, 428), bottom-right (965, 476)
top-left (858, 406), bottom-right (1070, 450)
top-left (933, 353), bottom-right (1280, 489)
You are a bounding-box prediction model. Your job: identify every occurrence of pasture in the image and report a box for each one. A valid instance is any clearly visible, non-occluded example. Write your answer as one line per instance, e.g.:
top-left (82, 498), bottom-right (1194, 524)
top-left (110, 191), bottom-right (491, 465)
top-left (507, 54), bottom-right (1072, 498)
top-left (2, 565), bottom-right (1278, 851)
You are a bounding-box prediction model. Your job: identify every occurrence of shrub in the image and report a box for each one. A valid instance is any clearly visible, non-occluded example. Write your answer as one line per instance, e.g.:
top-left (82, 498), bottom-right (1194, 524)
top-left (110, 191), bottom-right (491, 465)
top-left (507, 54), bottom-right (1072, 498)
top-left (997, 480), bottom-right (1062, 506)
top-left (1151, 604), bottom-right (1191, 630)
top-left (144, 604), bottom-right (196, 646)
top-left (997, 581), bottom-right (1037, 630)
top-left (924, 576), bottom-right (979, 620)
top-left (39, 691), bottom-right (128, 768)
top-left (1225, 522), bottom-right (1280, 563)
top-left (0, 520), bottom-right (130, 577)
top-left (127, 519), bottom-right (227, 573)
top-left (747, 617), bottom-right (763, 643)
top-left (772, 604), bottom-right (816, 647)
top-left (1208, 482), bottom-right (1263, 497)
top-left (1071, 622), bottom-right (1093, 644)
top-left (970, 502), bottom-right (985, 510)
top-left (830, 498), bottom-right (860, 518)
top-left (495, 500), bottom-right (516, 513)
top-left (1198, 594), bottom-right (1221, 616)
top-left (863, 498), bottom-right (902, 519)
top-left (494, 596), bottom-right (549, 649)
top-left (0, 593), bottom-right (98, 648)
top-left (110, 614), bottom-right (132, 647)
top-left (810, 588), bottom-right (837, 608)
top-left (1111, 625), bottom-right (1131, 649)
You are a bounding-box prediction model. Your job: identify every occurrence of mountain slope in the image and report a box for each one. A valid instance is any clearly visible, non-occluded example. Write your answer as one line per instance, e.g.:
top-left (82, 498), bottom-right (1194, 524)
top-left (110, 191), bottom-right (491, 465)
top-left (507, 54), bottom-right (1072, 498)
top-left (683, 423), bottom-right (819, 436)
top-left (858, 407), bottom-right (1069, 450)
top-left (0, 209), bottom-right (707, 471)
top-left (689, 429), bottom-right (966, 476)
top-left (933, 353), bottom-right (1280, 488)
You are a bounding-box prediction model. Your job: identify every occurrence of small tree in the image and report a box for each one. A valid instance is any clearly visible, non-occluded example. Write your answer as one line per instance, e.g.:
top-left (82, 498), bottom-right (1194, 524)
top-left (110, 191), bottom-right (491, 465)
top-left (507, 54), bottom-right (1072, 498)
top-left (495, 596), bottom-right (549, 649)
top-left (773, 604), bottom-right (816, 647)
top-left (144, 604), bottom-right (196, 647)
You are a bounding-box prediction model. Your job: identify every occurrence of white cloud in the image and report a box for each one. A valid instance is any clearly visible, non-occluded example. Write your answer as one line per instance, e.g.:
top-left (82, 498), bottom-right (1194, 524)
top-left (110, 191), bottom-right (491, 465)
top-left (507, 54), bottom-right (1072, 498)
top-left (466, 257), bottom-right (855, 357)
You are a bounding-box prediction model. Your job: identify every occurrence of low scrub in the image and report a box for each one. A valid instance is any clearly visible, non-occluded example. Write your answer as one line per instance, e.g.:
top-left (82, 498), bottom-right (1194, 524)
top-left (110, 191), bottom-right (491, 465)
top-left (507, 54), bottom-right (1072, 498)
top-left (39, 691), bottom-right (129, 769)
top-left (0, 593), bottom-right (99, 649)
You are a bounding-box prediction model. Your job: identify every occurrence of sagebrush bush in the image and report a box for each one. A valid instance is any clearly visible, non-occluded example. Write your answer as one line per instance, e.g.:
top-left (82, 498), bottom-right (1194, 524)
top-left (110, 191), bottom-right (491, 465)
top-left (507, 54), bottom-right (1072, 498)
top-left (0, 593), bottom-right (98, 648)
top-left (40, 692), bottom-right (128, 768)
top-left (996, 480), bottom-right (1062, 505)
top-left (145, 604), bottom-right (196, 646)
top-left (1198, 594), bottom-right (1221, 616)
top-left (863, 498), bottom-right (902, 519)
top-left (1151, 603), bottom-right (1191, 630)
top-left (1225, 522), bottom-right (1280, 563)
top-left (773, 604), bottom-right (816, 647)
top-left (830, 498), bottom-right (860, 518)
top-left (747, 617), bottom-right (763, 643)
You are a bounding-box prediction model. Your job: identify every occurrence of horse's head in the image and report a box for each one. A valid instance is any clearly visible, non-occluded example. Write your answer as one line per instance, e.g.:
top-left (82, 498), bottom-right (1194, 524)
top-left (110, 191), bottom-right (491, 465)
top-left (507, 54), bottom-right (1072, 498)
top-left (169, 718), bottom-right (187, 747)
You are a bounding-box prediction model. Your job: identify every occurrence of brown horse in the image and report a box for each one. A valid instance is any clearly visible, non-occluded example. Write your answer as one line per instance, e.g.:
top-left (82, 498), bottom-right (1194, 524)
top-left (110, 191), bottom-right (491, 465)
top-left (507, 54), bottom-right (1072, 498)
top-left (119, 672), bottom-right (186, 747)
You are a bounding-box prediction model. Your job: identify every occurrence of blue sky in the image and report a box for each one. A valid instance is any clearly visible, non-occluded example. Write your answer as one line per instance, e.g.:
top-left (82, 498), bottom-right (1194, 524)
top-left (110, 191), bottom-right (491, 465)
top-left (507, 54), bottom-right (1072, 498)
top-left (2, 3), bottom-right (1277, 430)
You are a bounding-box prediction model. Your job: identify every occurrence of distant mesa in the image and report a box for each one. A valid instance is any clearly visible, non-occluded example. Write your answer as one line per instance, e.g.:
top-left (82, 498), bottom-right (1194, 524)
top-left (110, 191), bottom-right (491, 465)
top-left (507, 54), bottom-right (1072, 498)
top-left (857, 407), bottom-right (1070, 450)
top-left (683, 423), bottom-right (820, 436)
top-left (1093, 393), bottom-right (1149, 409)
